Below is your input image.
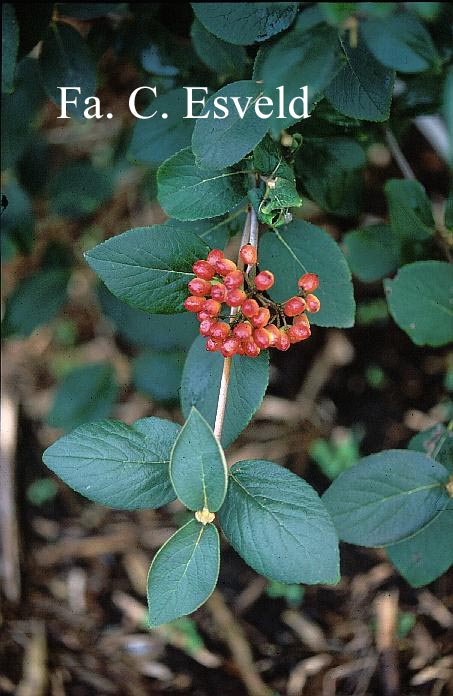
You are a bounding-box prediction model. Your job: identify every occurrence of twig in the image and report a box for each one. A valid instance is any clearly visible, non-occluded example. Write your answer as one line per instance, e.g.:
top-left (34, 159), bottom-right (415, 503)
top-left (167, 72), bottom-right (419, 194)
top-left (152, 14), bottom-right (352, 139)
top-left (213, 208), bottom-right (257, 444)
top-left (374, 590), bottom-right (400, 696)
top-left (15, 621), bottom-right (48, 696)
top-left (384, 127), bottom-right (416, 180)
top-left (206, 590), bottom-right (273, 696)
top-left (0, 386), bottom-right (21, 602)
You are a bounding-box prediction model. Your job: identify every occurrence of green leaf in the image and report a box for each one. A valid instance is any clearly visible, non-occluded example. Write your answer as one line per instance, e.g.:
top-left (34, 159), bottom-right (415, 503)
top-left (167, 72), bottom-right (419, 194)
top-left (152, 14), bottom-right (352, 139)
top-left (85, 226), bottom-right (210, 314)
top-left (133, 350), bottom-right (185, 404)
top-left (259, 222), bottom-right (356, 328)
top-left (47, 363), bottom-right (119, 431)
top-left (128, 89), bottom-right (199, 167)
top-left (192, 81), bottom-right (270, 170)
top-left (325, 34), bottom-right (395, 121)
top-left (48, 162), bottom-right (113, 218)
top-left (386, 511), bottom-right (453, 587)
top-left (343, 224), bottom-right (401, 282)
top-left (43, 416), bottom-right (180, 509)
top-left (296, 138), bottom-right (365, 217)
top-left (57, 3), bottom-right (126, 19)
top-left (361, 12), bottom-right (439, 74)
top-left (147, 519), bottom-right (219, 626)
top-left (1, 179), bottom-right (34, 261)
top-left (39, 23), bottom-right (97, 120)
top-left (218, 459), bottom-right (340, 584)
top-left (98, 284), bottom-right (199, 350)
top-left (408, 424), bottom-right (453, 472)
top-left (322, 450), bottom-right (451, 547)
top-left (384, 179), bottom-right (434, 240)
top-left (319, 3), bottom-right (357, 24)
top-left (1, 57), bottom-right (46, 169)
top-left (191, 2), bottom-right (298, 45)
top-left (384, 261), bottom-right (453, 347)
top-left (170, 407), bottom-right (227, 512)
top-left (2, 4), bottom-right (19, 93)
top-left (191, 18), bottom-right (247, 77)
top-left (2, 269), bottom-right (69, 338)
top-left (157, 147), bottom-right (247, 221)
top-left (162, 209), bottom-right (246, 249)
top-left (181, 336), bottom-right (269, 449)
top-left (253, 24), bottom-right (339, 132)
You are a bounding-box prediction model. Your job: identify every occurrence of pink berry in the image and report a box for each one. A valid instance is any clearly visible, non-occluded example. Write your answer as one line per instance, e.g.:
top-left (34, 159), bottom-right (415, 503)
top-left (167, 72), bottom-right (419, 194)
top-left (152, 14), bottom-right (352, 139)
top-left (251, 307), bottom-right (270, 328)
top-left (184, 296), bottom-right (206, 313)
top-left (188, 277), bottom-right (212, 297)
top-left (211, 283), bottom-right (227, 302)
top-left (283, 296), bottom-right (306, 317)
top-left (242, 298), bottom-right (260, 318)
top-left (207, 249), bottom-right (224, 266)
top-left (240, 244), bottom-right (257, 265)
top-left (226, 289), bottom-right (246, 307)
top-left (254, 271), bottom-right (274, 291)
top-left (306, 294), bottom-right (321, 313)
top-left (193, 260), bottom-right (215, 280)
top-left (298, 273), bottom-right (319, 293)
top-left (224, 270), bottom-right (244, 291)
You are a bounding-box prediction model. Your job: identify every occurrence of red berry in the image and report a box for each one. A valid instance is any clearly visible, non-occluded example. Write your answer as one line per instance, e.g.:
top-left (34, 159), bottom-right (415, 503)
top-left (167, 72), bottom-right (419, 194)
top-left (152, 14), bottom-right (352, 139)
top-left (276, 329), bottom-right (291, 351)
top-left (254, 270), bottom-right (274, 291)
top-left (184, 295), bottom-right (206, 313)
top-left (210, 322), bottom-right (230, 340)
top-left (193, 260), bottom-right (215, 280)
top-left (224, 270), bottom-right (244, 290)
top-left (197, 310), bottom-right (211, 321)
top-left (236, 342), bottom-right (245, 355)
top-left (298, 273), bottom-right (319, 293)
top-left (226, 289), bottom-right (246, 307)
top-left (288, 324), bottom-right (310, 343)
top-left (294, 313), bottom-right (310, 327)
top-left (188, 277), bottom-right (212, 297)
top-left (211, 283), bottom-right (227, 302)
top-left (221, 337), bottom-right (240, 358)
top-left (266, 324), bottom-right (280, 347)
top-left (207, 249), bottom-right (224, 266)
top-left (206, 337), bottom-right (221, 352)
top-left (233, 322), bottom-right (252, 341)
top-left (242, 298), bottom-right (260, 318)
top-left (240, 244), bottom-right (257, 265)
top-left (216, 258), bottom-right (237, 276)
top-left (253, 328), bottom-right (271, 349)
top-left (283, 296), bottom-right (306, 317)
top-left (306, 294), bottom-right (321, 313)
top-left (243, 339), bottom-right (261, 357)
top-left (199, 318), bottom-right (215, 336)
top-left (203, 299), bottom-right (222, 317)
top-left (251, 307), bottom-right (271, 328)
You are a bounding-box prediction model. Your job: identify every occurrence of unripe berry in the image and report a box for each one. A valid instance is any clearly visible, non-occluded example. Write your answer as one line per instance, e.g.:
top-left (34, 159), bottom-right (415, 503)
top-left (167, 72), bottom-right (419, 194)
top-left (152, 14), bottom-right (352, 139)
top-left (306, 294), bottom-right (321, 313)
top-left (224, 270), bottom-right (244, 290)
top-left (253, 328), bottom-right (271, 349)
top-left (242, 298), bottom-right (260, 318)
top-left (206, 337), bottom-right (221, 352)
top-left (199, 318), bottom-right (215, 336)
top-left (210, 322), bottom-right (230, 340)
top-left (216, 258), bottom-right (237, 276)
top-left (288, 324), bottom-right (310, 343)
top-left (276, 329), bottom-right (291, 351)
top-left (283, 296), bottom-right (306, 317)
top-left (226, 289), bottom-right (246, 307)
top-left (210, 283), bottom-right (227, 302)
top-left (207, 249), bottom-right (224, 266)
top-left (233, 322), bottom-right (252, 341)
top-left (193, 260), bottom-right (215, 280)
top-left (254, 270), bottom-right (274, 291)
top-left (243, 339), bottom-right (261, 357)
top-left (251, 307), bottom-right (271, 328)
top-left (188, 277), bottom-right (212, 297)
top-left (266, 324), bottom-right (280, 346)
top-left (221, 337), bottom-right (240, 358)
top-left (202, 299), bottom-right (222, 317)
top-left (240, 244), bottom-right (257, 265)
top-left (298, 273), bottom-right (319, 293)
top-left (184, 295), bottom-right (206, 313)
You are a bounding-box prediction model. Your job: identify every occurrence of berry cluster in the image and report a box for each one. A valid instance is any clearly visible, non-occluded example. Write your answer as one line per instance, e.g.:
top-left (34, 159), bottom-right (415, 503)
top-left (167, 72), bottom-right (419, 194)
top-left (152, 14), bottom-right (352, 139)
top-left (184, 245), bottom-right (320, 358)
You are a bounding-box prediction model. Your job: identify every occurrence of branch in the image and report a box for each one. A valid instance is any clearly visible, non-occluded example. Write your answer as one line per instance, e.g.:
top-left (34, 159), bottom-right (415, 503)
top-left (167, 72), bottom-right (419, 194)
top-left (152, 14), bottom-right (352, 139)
top-left (384, 127), bottom-right (416, 180)
top-left (213, 208), bottom-right (259, 443)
